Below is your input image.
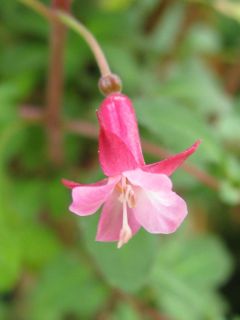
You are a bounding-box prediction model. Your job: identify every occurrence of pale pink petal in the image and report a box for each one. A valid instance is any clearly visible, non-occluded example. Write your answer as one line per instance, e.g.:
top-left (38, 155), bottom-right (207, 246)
top-left (69, 176), bottom-right (120, 216)
top-left (99, 128), bottom-right (139, 176)
top-left (133, 187), bottom-right (187, 234)
top-left (124, 168), bottom-right (172, 192)
top-left (142, 140), bottom-right (201, 176)
top-left (97, 93), bottom-right (145, 176)
top-left (96, 190), bottom-right (141, 242)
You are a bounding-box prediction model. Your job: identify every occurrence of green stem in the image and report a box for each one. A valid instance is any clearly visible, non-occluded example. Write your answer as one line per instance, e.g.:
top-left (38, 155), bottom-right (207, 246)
top-left (57, 12), bottom-right (111, 76)
top-left (18, 0), bottom-right (111, 76)
top-left (19, 0), bottom-right (53, 20)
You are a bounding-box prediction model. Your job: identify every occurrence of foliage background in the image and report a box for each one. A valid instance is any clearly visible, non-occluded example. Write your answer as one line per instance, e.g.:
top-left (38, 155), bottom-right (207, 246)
top-left (0, 0), bottom-right (240, 319)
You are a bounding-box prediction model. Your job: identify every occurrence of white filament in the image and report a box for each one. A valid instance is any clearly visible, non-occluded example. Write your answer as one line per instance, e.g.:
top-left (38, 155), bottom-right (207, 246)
top-left (117, 178), bottom-right (135, 248)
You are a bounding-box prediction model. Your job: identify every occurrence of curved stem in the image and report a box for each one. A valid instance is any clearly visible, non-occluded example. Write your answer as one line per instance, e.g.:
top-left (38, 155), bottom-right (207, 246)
top-left (18, 0), bottom-right (111, 77)
top-left (57, 12), bottom-right (111, 76)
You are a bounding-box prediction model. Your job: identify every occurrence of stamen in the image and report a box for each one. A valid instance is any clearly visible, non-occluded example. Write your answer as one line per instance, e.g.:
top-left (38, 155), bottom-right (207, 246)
top-left (117, 193), bottom-right (132, 248)
top-left (126, 185), bottom-right (136, 208)
top-left (117, 177), bottom-right (134, 248)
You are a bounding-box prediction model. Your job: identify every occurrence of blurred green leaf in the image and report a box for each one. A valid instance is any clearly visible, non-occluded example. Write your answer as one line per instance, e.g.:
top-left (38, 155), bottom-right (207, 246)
top-left (0, 123), bottom-right (25, 168)
top-left (82, 214), bottom-right (158, 293)
top-left (219, 181), bottom-right (240, 205)
top-left (46, 178), bottom-right (70, 217)
top-left (112, 302), bottom-right (141, 320)
top-left (13, 179), bottom-right (45, 219)
top-left (99, 0), bottom-right (135, 11)
top-left (0, 1), bottom-right (48, 36)
top-left (0, 228), bottom-right (22, 291)
top-left (0, 77), bottom-right (33, 125)
top-left (148, 3), bottom-right (185, 53)
top-left (104, 45), bottom-right (143, 92)
top-left (183, 24), bottom-right (221, 54)
top-left (158, 59), bottom-right (232, 116)
top-left (218, 110), bottom-right (240, 145)
top-left (21, 224), bottom-right (62, 269)
top-left (0, 302), bottom-right (8, 319)
top-left (150, 234), bottom-right (233, 320)
top-left (0, 45), bottom-right (47, 77)
top-left (28, 253), bottom-right (109, 320)
top-left (134, 96), bottom-right (222, 164)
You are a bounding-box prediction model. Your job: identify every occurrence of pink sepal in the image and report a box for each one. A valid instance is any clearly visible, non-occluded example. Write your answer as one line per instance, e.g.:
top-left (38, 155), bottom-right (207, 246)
top-left (61, 178), bottom-right (108, 189)
top-left (142, 140), bottom-right (201, 176)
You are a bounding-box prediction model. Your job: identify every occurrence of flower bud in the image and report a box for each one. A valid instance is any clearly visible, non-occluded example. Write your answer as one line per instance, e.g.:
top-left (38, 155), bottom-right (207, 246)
top-left (98, 74), bottom-right (122, 96)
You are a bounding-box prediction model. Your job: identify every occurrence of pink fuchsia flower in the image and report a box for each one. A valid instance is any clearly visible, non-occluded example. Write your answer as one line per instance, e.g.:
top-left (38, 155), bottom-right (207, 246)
top-left (63, 93), bottom-right (200, 248)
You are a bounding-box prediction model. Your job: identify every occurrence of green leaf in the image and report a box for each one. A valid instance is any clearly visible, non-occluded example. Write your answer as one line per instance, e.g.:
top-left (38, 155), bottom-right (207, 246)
top-left (104, 45), bottom-right (143, 92)
top-left (112, 302), bottom-right (141, 320)
top-left (99, 0), bottom-right (135, 11)
top-left (82, 214), bottom-right (159, 293)
top-left (218, 110), bottom-right (240, 145)
top-left (219, 181), bottom-right (240, 205)
top-left (28, 253), bottom-right (109, 320)
top-left (183, 24), bottom-right (221, 54)
top-left (148, 3), bottom-right (185, 53)
top-left (0, 45), bottom-right (47, 77)
top-left (0, 302), bottom-right (9, 320)
top-left (21, 224), bottom-right (62, 269)
top-left (134, 96), bottom-right (222, 164)
top-left (13, 179), bottom-right (45, 220)
top-left (46, 177), bottom-right (70, 217)
top-left (150, 234), bottom-right (233, 320)
top-left (0, 123), bottom-right (25, 168)
top-left (0, 228), bottom-right (22, 291)
top-left (158, 59), bottom-right (232, 116)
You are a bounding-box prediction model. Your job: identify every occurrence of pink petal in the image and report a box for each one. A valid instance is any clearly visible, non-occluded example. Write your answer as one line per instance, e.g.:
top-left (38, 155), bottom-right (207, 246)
top-left (69, 176), bottom-right (120, 216)
top-left (142, 140), bottom-right (201, 176)
top-left (133, 187), bottom-right (187, 234)
top-left (97, 93), bottom-right (145, 176)
top-left (96, 190), bottom-right (141, 242)
top-left (124, 168), bottom-right (172, 192)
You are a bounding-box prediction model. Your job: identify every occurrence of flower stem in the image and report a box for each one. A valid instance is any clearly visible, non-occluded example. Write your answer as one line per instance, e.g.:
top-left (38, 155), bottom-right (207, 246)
top-left (18, 0), bottom-right (111, 77)
top-left (57, 12), bottom-right (111, 76)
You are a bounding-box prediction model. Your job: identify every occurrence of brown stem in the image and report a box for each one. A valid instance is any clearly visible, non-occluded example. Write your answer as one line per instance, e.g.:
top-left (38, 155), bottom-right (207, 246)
top-left (46, 0), bottom-right (71, 166)
top-left (225, 55), bottom-right (240, 95)
top-left (52, 0), bottom-right (72, 10)
top-left (114, 289), bottom-right (170, 320)
top-left (20, 106), bottom-right (220, 191)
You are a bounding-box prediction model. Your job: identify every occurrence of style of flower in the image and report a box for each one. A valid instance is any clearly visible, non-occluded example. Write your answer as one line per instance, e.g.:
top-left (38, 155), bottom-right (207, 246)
top-left (63, 93), bottom-right (200, 248)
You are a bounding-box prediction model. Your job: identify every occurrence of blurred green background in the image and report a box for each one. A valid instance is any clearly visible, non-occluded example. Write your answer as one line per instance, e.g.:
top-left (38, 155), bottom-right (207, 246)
top-left (0, 0), bottom-right (240, 319)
